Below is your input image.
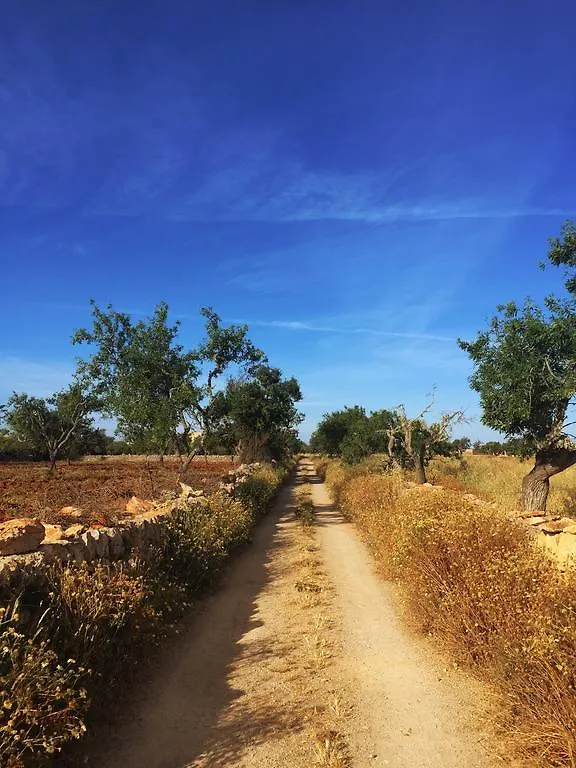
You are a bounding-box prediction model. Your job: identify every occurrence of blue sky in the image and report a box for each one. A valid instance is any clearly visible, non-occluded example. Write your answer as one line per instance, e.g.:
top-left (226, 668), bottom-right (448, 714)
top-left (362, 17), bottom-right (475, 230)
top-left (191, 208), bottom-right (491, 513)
top-left (1, 0), bottom-right (575, 441)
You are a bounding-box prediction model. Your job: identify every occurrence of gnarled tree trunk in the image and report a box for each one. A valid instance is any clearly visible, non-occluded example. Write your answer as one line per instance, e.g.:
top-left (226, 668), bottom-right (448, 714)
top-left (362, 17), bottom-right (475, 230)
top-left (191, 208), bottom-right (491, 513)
top-left (48, 451), bottom-right (58, 476)
top-left (522, 446), bottom-right (576, 511)
top-left (236, 433), bottom-right (268, 464)
top-left (414, 443), bottom-right (428, 484)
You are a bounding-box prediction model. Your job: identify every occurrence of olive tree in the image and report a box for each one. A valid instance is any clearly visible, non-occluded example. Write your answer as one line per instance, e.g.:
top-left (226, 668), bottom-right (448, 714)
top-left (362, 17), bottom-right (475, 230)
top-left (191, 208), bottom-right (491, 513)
top-left (3, 384), bottom-right (96, 474)
top-left (394, 401), bottom-right (464, 483)
top-left (459, 296), bottom-right (576, 511)
top-left (73, 302), bottom-right (265, 472)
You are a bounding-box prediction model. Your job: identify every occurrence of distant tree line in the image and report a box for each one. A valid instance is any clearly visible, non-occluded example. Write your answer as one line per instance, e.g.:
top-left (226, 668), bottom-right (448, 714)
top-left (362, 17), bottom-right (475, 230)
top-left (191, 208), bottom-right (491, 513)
top-left (471, 438), bottom-right (528, 456)
top-left (309, 399), bottom-right (466, 483)
top-left (0, 304), bottom-right (303, 473)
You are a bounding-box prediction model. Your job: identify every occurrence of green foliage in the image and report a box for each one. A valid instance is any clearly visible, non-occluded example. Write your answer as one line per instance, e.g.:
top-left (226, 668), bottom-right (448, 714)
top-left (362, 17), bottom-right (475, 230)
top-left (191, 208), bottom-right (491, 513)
top-left (546, 219), bottom-right (576, 294)
top-left (310, 407), bottom-right (399, 463)
top-left (448, 436), bottom-right (471, 453)
top-left (2, 385), bottom-right (96, 470)
top-left (73, 301), bottom-right (199, 456)
top-left (459, 298), bottom-right (576, 453)
top-left (0, 429), bottom-right (36, 461)
top-left (213, 365), bottom-right (303, 462)
top-left (73, 303), bottom-right (266, 463)
top-left (471, 438), bottom-right (527, 456)
top-left (310, 406), bottom-right (366, 456)
top-left (232, 467), bottom-right (284, 518)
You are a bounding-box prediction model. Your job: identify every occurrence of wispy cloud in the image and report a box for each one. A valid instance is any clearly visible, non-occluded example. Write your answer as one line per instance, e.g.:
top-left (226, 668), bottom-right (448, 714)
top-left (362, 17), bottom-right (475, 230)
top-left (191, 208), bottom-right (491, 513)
top-left (1, 40), bottom-right (572, 227)
top-left (241, 318), bottom-right (455, 342)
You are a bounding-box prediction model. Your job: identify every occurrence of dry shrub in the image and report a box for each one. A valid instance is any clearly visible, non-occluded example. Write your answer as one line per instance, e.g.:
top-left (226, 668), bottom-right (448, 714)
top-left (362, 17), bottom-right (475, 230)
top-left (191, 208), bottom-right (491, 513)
top-left (340, 474), bottom-right (576, 767)
top-left (0, 465), bottom-right (287, 766)
top-left (0, 607), bottom-right (87, 766)
top-left (157, 492), bottom-right (253, 594)
top-left (313, 458), bottom-right (330, 483)
top-left (48, 562), bottom-right (151, 670)
top-left (322, 461), bottom-right (349, 503)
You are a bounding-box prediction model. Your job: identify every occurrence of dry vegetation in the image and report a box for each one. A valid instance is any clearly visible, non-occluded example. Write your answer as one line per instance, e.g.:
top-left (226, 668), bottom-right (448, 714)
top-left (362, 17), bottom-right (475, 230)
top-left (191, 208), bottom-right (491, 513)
top-left (0, 458), bottom-right (236, 526)
top-left (319, 456), bottom-right (576, 767)
top-left (291, 481), bottom-right (351, 768)
top-left (0, 465), bottom-right (287, 767)
top-left (428, 453), bottom-right (576, 516)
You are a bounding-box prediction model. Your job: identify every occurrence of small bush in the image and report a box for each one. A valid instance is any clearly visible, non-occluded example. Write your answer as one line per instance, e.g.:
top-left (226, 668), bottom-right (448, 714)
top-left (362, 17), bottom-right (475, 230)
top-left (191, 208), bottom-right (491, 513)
top-left (232, 466), bottom-right (284, 519)
top-left (294, 498), bottom-right (316, 526)
top-left (158, 493), bottom-right (252, 593)
top-left (48, 562), bottom-right (151, 670)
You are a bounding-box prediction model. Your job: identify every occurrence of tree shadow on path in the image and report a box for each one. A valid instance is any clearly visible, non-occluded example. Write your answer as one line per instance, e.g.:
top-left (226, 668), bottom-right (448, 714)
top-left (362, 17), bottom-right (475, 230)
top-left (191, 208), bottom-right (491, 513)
top-left (64, 480), bottom-right (306, 768)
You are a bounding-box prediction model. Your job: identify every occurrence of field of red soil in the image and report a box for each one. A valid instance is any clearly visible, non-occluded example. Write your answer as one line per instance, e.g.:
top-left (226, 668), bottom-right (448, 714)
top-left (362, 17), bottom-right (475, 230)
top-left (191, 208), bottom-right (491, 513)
top-left (0, 457), bottom-right (236, 527)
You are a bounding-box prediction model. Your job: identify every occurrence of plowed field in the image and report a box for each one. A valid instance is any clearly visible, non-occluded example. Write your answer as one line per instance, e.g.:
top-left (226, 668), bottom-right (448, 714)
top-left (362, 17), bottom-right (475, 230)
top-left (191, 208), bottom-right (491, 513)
top-left (0, 457), bottom-right (236, 527)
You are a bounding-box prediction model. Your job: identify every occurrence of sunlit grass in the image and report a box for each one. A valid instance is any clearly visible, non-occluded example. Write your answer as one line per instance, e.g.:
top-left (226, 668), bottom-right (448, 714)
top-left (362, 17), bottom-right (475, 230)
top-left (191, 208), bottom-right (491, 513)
top-left (428, 454), bottom-right (576, 516)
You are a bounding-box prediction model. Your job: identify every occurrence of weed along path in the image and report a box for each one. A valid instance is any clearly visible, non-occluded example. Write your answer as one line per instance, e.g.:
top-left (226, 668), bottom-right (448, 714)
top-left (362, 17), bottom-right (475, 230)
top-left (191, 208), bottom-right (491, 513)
top-left (80, 459), bottom-right (503, 768)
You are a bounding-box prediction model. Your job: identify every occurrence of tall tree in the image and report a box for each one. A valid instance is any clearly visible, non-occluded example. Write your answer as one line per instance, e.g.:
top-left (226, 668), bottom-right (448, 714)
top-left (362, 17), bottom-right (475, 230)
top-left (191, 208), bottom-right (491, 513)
top-left (309, 406), bottom-right (367, 456)
top-left (73, 302), bottom-right (265, 472)
top-left (212, 365), bottom-right (303, 463)
top-left (73, 301), bottom-right (198, 461)
top-left (3, 384), bottom-right (96, 474)
top-left (309, 406), bottom-right (400, 463)
top-left (459, 297), bottom-right (576, 510)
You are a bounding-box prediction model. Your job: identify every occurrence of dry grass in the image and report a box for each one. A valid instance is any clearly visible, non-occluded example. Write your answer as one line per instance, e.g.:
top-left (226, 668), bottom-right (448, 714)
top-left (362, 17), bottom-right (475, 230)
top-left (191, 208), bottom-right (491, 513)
top-left (337, 468), bottom-right (576, 767)
top-left (312, 728), bottom-right (349, 767)
top-left (0, 458), bottom-right (236, 526)
top-left (428, 454), bottom-right (576, 515)
top-left (291, 488), bottom-right (351, 768)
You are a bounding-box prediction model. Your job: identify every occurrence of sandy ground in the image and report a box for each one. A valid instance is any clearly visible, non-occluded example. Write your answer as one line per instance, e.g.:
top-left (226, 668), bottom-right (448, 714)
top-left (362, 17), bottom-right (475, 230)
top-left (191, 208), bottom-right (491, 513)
top-left (79, 458), bottom-right (505, 768)
top-left (309, 459), bottom-right (501, 767)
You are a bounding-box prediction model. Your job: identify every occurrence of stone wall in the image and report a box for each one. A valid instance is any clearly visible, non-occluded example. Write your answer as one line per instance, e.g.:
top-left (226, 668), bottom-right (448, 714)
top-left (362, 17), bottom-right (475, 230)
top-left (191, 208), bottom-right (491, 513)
top-left (516, 510), bottom-right (576, 567)
top-left (0, 462), bottom-right (262, 587)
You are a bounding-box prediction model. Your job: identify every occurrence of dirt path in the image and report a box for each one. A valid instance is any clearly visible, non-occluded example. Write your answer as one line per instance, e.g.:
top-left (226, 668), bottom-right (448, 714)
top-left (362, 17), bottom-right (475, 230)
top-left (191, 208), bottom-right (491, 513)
top-left (83, 458), bottom-right (503, 768)
top-left (308, 459), bottom-right (500, 767)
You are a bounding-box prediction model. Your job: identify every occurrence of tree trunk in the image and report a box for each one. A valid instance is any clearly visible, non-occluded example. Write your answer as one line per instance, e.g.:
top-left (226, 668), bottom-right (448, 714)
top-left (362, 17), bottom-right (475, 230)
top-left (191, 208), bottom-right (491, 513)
top-left (236, 434), bottom-right (267, 464)
top-left (48, 453), bottom-right (58, 476)
top-left (414, 443), bottom-right (427, 484)
top-left (522, 447), bottom-right (576, 511)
